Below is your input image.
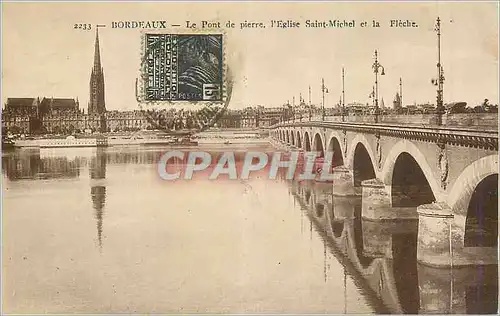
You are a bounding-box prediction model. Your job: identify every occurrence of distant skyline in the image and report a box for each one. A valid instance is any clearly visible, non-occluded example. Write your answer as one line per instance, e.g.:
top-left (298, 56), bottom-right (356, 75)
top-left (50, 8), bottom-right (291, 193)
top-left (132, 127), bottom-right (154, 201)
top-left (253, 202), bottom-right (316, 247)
top-left (2, 2), bottom-right (498, 110)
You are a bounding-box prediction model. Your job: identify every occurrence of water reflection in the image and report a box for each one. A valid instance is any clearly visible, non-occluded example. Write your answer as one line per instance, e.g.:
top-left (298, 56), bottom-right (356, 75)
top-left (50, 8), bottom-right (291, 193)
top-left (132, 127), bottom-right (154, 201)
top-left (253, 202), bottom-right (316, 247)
top-left (2, 147), bottom-right (498, 314)
top-left (1, 147), bottom-right (169, 182)
top-left (2, 149), bottom-right (80, 180)
top-left (392, 231), bottom-right (419, 314)
top-left (90, 149), bottom-right (107, 250)
top-left (287, 179), bottom-right (498, 314)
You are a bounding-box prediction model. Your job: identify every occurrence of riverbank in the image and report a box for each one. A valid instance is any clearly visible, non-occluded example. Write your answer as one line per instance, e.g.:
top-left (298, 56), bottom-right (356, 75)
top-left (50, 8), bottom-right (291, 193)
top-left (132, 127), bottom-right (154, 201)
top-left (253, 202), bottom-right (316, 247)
top-left (10, 135), bottom-right (271, 149)
top-left (9, 129), bottom-right (270, 149)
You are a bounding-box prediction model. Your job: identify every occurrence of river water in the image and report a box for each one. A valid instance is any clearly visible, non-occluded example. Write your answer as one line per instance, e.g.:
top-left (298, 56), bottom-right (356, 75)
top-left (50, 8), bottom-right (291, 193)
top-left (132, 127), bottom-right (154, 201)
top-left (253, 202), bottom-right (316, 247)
top-left (2, 145), bottom-right (498, 313)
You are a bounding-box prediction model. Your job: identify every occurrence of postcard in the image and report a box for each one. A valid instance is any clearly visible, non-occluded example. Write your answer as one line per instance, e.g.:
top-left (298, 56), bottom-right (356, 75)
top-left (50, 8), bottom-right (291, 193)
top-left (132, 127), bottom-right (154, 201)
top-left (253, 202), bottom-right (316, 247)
top-left (1, 1), bottom-right (498, 314)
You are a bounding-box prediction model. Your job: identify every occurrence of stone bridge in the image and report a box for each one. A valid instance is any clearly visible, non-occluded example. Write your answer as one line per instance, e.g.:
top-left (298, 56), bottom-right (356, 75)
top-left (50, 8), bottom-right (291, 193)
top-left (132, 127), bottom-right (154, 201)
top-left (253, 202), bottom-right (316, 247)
top-left (288, 180), bottom-right (498, 314)
top-left (270, 114), bottom-right (498, 267)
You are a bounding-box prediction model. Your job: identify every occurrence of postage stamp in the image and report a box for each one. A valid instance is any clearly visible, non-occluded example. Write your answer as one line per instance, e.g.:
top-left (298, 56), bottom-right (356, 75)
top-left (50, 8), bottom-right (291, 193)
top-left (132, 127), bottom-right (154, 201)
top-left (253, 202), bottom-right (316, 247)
top-left (136, 31), bottom-right (229, 132)
top-left (142, 33), bottom-right (223, 102)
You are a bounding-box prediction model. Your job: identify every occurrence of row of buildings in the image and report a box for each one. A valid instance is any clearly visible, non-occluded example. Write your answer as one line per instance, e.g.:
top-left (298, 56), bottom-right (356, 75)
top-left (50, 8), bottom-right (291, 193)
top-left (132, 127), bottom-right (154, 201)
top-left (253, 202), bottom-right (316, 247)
top-left (1, 29), bottom-right (289, 135)
top-left (1, 98), bottom-right (290, 135)
top-left (9, 93), bottom-right (495, 135)
top-left (3, 29), bottom-right (496, 136)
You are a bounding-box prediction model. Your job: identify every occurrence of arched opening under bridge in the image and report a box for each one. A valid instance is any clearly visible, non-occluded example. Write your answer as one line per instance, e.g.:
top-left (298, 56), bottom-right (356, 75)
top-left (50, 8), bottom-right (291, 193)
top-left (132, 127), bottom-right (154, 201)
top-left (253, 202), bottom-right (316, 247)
top-left (327, 137), bottom-right (344, 167)
top-left (353, 143), bottom-right (376, 187)
top-left (313, 133), bottom-right (324, 158)
top-left (304, 132), bottom-right (311, 151)
top-left (391, 153), bottom-right (435, 207)
top-left (464, 174), bottom-right (498, 247)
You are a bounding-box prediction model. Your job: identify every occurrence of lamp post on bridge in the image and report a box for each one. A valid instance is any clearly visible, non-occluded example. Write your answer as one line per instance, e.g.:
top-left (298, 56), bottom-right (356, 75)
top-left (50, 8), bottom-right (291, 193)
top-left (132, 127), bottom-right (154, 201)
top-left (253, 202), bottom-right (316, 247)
top-left (286, 100), bottom-right (291, 123)
top-left (292, 96), bottom-right (296, 122)
top-left (341, 67), bottom-right (346, 122)
top-left (321, 78), bottom-right (328, 121)
top-left (299, 93), bottom-right (304, 122)
top-left (369, 85), bottom-right (375, 115)
top-left (432, 17), bottom-right (445, 125)
top-left (372, 50), bottom-right (385, 123)
top-left (308, 85), bottom-right (312, 121)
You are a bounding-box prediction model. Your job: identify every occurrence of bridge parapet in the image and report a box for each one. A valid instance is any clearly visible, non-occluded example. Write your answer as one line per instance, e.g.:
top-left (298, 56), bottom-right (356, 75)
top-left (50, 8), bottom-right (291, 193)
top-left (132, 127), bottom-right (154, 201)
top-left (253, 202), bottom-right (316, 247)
top-left (273, 120), bottom-right (498, 150)
top-left (279, 113), bottom-right (498, 131)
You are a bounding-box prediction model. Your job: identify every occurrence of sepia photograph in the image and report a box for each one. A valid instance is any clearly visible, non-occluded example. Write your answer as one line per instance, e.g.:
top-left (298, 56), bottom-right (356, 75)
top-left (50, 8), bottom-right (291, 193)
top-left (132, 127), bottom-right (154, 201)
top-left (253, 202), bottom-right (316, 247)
top-left (1, 1), bottom-right (499, 314)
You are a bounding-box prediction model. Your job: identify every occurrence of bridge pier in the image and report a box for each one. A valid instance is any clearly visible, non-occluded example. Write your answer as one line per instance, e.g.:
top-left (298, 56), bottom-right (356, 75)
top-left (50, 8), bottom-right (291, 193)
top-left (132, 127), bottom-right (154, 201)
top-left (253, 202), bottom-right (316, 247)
top-left (416, 203), bottom-right (498, 267)
top-left (361, 178), bottom-right (418, 220)
top-left (416, 203), bottom-right (455, 267)
top-left (331, 166), bottom-right (357, 196)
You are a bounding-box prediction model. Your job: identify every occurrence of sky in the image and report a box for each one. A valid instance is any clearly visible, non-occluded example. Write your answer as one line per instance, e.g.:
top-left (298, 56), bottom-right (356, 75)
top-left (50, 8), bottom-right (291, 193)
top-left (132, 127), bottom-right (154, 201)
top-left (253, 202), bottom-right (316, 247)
top-left (2, 1), bottom-right (499, 111)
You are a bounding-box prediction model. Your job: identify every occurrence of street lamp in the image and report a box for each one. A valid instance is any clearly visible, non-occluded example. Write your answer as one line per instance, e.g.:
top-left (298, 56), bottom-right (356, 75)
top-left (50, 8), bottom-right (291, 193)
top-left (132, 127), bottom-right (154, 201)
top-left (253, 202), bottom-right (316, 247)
top-left (299, 93), bottom-right (304, 122)
top-left (321, 78), bottom-right (328, 121)
top-left (431, 17), bottom-right (445, 125)
top-left (308, 85), bottom-right (312, 121)
top-left (372, 50), bottom-right (385, 123)
top-left (369, 85), bottom-right (375, 115)
top-left (341, 67), bottom-right (346, 122)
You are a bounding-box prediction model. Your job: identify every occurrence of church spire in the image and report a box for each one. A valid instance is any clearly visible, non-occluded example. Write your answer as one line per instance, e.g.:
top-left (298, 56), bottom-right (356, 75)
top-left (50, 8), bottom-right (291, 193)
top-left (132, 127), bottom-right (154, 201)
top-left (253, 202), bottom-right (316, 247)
top-left (89, 28), bottom-right (106, 117)
top-left (93, 29), bottom-right (102, 72)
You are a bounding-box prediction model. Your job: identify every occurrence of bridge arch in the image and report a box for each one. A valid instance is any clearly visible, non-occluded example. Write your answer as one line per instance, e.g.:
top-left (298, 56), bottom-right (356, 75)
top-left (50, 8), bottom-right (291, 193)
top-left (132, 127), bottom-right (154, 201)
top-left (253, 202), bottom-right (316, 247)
top-left (346, 134), bottom-right (377, 171)
top-left (312, 132), bottom-right (325, 157)
top-left (352, 142), bottom-right (376, 187)
top-left (296, 131), bottom-right (302, 149)
top-left (303, 131), bottom-right (312, 151)
top-left (326, 133), bottom-right (344, 167)
top-left (447, 155), bottom-right (498, 248)
top-left (381, 140), bottom-right (442, 205)
top-left (448, 154), bottom-right (498, 213)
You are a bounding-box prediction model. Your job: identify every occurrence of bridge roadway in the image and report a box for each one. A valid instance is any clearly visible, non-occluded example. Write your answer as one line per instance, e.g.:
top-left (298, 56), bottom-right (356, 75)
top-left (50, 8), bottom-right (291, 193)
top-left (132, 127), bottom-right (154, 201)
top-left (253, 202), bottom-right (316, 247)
top-left (270, 114), bottom-right (498, 268)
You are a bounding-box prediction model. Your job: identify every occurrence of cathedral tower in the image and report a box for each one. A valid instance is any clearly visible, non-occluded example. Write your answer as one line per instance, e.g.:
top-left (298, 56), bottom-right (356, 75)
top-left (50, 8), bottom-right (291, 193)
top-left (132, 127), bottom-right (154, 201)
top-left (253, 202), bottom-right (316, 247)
top-left (88, 29), bottom-right (106, 114)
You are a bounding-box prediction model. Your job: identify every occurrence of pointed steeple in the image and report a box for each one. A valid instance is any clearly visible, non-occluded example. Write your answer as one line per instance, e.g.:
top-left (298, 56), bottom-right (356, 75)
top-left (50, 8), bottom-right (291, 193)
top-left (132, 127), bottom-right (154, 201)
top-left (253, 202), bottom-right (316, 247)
top-left (93, 29), bottom-right (102, 72)
top-left (89, 28), bottom-right (106, 118)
